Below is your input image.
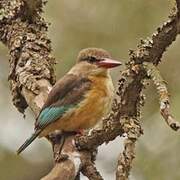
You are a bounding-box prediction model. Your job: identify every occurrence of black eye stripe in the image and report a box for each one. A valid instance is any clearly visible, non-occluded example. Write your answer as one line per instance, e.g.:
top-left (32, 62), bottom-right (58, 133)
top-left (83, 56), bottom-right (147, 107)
top-left (88, 56), bottom-right (97, 61)
top-left (80, 56), bottom-right (100, 63)
top-left (87, 56), bottom-right (101, 64)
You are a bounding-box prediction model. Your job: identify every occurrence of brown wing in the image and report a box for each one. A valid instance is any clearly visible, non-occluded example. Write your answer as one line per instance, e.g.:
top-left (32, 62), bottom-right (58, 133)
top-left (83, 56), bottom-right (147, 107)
top-left (35, 73), bottom-right (92, 128)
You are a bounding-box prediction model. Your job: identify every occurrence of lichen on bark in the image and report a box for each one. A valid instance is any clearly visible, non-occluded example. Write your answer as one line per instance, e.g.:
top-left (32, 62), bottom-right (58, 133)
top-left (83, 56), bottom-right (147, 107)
top-left (0, 0), bottom-right (180, 180)
top-left (0, 0), bottom-right (56, 113)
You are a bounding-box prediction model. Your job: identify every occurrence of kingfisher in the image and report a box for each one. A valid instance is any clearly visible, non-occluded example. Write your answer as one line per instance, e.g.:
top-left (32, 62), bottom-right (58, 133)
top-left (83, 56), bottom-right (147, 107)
top-left (17, 48), bottom-right (122, 154)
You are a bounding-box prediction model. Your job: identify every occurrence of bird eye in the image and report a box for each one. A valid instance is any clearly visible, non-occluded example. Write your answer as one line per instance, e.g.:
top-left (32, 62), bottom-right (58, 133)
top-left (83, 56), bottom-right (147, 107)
top-left (87, 56), bottom-right (98, 63)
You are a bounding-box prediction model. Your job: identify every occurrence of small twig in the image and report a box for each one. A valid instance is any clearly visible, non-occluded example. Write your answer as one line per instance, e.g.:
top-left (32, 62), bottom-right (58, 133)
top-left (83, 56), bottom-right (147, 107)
top-left (143, 62), bottom-right (180, 131)
top-left (116, 138), bottom-right (136, 180)
top-left (116, 118), bottom-right (143, 180)
top-left (81, 152), bottom-right (103, 180)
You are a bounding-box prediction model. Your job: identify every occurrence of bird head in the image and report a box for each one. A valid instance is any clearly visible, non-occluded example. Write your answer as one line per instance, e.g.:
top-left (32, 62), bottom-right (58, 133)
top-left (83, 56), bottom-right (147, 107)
top-left (74, 48), bottom-right (122, 76)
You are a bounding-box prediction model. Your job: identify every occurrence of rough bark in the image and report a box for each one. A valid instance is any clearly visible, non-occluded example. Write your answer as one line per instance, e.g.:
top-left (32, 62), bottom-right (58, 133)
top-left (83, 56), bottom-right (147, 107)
top-left (0, 0), bottom-right (180, 180)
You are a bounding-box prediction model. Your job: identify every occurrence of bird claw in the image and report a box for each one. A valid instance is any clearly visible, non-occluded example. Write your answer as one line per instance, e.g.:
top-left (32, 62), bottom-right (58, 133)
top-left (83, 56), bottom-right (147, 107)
top-left (76, 129), bottom-right (84, 135)
top-left (73, 137), bottom-right (82, 151)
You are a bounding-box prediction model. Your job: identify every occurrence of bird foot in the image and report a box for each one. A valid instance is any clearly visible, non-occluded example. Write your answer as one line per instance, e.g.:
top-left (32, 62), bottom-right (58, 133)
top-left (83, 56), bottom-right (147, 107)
top-left (76, 129), bottom-right (84, 135)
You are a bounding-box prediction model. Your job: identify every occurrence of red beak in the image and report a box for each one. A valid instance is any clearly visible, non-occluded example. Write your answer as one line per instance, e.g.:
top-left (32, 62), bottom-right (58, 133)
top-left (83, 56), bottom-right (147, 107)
top-left (97, 58), bottom-right (122, 69)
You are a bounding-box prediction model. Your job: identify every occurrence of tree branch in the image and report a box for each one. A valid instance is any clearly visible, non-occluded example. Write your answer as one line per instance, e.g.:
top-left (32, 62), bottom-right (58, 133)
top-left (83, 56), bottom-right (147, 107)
top-left (81, 151), bottom-right (103, 180)
top-left (0, 1), bottom-right (102, 179)
top-left (41, 136), bottom-right (81, 180)
top-left (116, 118), bottom-right (142, 180)
top-left (0, 0), bottom-right (180, 180)
top-left (76, 0), bottom-right (180, 150)
top-left (76, 0), bottom-right (180, 178)
top-left (143, 62), bottom-right (180, 131)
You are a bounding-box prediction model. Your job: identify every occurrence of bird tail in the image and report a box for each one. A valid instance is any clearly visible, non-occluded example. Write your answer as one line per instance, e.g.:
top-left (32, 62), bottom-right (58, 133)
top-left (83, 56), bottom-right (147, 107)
top-left (17, 130), bottom-right (41, 155)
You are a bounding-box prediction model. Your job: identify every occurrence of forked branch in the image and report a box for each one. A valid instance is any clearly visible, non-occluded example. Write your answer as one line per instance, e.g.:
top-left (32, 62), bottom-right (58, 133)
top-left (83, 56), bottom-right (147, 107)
top-left (0, 0), bottom-right (179, 180)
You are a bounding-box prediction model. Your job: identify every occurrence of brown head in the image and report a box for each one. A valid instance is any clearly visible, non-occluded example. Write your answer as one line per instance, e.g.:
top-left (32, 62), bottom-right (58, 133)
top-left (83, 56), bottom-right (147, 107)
top-left (70, 48), bottom-right (122, 76)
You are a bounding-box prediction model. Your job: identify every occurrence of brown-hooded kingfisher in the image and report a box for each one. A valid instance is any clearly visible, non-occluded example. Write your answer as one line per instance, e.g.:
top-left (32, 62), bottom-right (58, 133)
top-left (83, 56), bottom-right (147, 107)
top-left (17, 48), bottom-right (122, 154)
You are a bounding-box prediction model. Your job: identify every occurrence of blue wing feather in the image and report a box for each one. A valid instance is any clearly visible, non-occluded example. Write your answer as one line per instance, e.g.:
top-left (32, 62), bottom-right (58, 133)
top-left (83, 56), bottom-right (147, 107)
top-left (17, 74), bottom-right (91, 154)
top-left (17, 105), bottom-right (75, 154)
top-left (37, 105), bottom-right (75, 129)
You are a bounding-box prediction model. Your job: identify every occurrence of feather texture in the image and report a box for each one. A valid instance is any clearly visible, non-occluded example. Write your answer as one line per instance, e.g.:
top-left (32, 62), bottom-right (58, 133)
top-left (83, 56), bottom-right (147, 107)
top-left (17, 48), bottom-right (119, 154)
top-left (37, 105), bottom-right (75, 129)
top-left (17, 129), bottom-right (41, 154)
top-left (35, 74), bottom-right (92, 130)
top-left (17, 74), bottom-right (91, 154)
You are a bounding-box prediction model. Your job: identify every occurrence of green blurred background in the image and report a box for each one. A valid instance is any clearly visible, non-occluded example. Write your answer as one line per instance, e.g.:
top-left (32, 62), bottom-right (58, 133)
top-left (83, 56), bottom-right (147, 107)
top-left (0, 0), bottom-right (180, 179)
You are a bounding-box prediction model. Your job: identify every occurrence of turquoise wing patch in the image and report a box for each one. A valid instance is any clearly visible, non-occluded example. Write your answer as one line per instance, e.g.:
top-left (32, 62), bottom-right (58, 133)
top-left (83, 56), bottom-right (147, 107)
top-left (37, 105), bottom-right (74, 129)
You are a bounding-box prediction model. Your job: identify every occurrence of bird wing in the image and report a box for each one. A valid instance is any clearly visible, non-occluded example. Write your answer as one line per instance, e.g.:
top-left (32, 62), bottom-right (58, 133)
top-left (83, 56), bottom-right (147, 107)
top-left (35, 73), bottom-right (92, 130)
